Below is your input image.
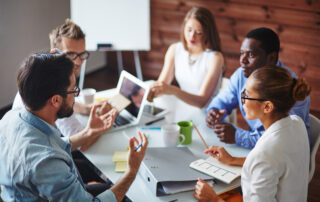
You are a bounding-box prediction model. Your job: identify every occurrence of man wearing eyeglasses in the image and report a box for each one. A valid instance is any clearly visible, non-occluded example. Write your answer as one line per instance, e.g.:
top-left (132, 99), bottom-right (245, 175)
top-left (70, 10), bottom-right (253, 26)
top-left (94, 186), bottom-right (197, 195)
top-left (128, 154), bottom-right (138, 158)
top-left (0, 52), bottom-right (148, 201)
top-left (11, 19), bottom-right (116, 196)
top-left (206, 27), bottom-right (310, 149)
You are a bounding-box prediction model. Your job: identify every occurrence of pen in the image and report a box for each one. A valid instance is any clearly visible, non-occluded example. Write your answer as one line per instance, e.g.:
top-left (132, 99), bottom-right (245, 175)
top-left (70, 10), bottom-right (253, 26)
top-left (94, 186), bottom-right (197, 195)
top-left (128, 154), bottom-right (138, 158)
top-left (140, 127), bottom-right (161, 130)
top-left (145, 117), bottom-right (165, 126)
top-left (135, 143), bottom-right (143, 151)
top-left (134, 134), bottom-right (149, 151)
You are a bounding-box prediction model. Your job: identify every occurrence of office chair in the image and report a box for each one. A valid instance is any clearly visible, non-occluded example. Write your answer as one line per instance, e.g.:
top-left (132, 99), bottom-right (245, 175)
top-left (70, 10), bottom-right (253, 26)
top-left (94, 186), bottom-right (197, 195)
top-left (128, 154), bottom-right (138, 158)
top-left (219, 77), bottom-right (237, 125)
top-left (309, 114), bottom-right (320, 182)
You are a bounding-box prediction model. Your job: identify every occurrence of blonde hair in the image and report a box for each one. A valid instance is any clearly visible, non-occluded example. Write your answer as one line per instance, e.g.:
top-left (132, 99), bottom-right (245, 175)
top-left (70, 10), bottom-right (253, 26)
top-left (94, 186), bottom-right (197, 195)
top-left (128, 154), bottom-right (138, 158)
top-left (181, 7), bottom-right (221, 52)
top-left (252, 65), bottom-right (311, 115)
top-left (49, 19), bottom-right (85, 49)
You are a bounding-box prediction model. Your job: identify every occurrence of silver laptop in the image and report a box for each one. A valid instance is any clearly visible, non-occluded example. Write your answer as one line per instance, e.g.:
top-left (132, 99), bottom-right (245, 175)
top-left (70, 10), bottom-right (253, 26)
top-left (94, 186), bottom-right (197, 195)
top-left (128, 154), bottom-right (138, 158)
top-left (111, 70), bottom-right (149, 131)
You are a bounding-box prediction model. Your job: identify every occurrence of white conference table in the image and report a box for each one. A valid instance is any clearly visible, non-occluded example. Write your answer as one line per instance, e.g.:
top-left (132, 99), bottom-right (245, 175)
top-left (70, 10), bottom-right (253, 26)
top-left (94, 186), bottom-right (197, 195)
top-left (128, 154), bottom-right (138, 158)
top-left (77, 85), bottom-right (250, 202)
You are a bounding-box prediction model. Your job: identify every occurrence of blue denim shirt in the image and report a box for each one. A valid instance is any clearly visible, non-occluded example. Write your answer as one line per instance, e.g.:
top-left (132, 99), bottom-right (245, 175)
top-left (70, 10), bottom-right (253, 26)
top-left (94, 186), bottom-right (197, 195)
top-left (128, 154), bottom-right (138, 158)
top-left (206, 61), bottom-right (310, 149)
top-left (0, 108), bottom-right (116, 201)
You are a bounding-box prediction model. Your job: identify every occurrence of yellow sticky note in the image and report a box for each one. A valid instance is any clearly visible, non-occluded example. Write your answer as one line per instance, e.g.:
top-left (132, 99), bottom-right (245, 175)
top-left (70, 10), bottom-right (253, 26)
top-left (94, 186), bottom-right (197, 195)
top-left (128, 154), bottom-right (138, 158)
top-left (95, 97), bottom-right (109, 102)
top-left (115, 161), bottom-right (127, 173)
top-left (112, 151), bottom-right (128, 162)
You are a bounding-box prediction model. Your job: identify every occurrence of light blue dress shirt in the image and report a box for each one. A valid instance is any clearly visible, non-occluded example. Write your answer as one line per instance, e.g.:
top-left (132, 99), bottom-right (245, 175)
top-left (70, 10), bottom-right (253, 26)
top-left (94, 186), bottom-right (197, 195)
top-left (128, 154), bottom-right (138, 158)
top-left (0, 108), bottom-right (116, 201)
top-left (206, 61), bottom-right (310, 149)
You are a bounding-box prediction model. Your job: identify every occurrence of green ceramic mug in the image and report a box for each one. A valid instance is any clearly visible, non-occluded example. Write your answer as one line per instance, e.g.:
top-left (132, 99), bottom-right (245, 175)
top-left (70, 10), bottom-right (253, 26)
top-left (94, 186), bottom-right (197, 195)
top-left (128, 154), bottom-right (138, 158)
top-left (177, 120), bottom-right (193, 145)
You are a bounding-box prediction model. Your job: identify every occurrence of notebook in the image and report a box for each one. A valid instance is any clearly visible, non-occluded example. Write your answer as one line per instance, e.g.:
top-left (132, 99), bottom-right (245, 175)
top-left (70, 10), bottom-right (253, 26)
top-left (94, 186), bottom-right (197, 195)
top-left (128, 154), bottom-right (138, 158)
top-left (190, 157), bottom-right (242, 184)
top-left (109, 70), bottom-right (150, 131)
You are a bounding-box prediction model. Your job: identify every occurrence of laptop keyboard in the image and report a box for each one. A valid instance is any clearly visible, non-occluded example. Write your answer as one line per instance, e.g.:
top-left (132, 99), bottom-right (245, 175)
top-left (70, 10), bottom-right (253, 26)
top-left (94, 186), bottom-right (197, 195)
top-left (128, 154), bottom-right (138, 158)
top-left (114, 115), bottom-right (130, 127)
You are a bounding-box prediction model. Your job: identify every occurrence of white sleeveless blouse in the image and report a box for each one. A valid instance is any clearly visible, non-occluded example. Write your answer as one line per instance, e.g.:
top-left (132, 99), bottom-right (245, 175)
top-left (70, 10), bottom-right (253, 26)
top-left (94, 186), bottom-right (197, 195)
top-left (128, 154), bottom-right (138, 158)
top-left (174, 42), bottom-right (222, 105)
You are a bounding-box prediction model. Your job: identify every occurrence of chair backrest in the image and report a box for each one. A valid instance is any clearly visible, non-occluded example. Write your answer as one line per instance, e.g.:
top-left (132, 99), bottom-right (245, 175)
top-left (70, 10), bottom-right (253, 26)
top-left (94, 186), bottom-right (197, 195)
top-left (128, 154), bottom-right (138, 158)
top-left (219, 77), bottom-right (237, 125)
top-left (309, 114), bottom-right (320, 182)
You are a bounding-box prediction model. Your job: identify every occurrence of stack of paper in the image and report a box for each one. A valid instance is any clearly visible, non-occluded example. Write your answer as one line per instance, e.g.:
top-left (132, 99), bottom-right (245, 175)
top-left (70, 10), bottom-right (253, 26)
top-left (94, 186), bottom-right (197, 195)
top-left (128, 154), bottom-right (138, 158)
top-left (112, 151), bottom-right (128, 172)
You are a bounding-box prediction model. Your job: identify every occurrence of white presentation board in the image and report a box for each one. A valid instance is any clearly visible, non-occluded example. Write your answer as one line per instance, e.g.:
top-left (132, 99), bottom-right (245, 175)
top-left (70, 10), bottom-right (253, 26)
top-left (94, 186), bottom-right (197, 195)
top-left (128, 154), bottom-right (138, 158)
top-left (70, 0), bottom-right (150, 51)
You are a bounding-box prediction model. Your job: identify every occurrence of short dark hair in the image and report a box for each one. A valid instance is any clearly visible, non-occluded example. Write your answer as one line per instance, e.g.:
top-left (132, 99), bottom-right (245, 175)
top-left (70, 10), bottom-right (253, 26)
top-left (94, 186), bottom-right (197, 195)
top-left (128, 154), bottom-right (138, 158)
top-left (17, 52), bottom-right (74, 111)
top-left (246, 27), bottom-right (280, 56)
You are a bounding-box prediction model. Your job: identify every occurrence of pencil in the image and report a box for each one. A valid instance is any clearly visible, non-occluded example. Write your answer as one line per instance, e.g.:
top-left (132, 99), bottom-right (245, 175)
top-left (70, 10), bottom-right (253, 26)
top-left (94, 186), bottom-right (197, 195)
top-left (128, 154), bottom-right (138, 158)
top-left (193, 124), bottom-right (209, 149)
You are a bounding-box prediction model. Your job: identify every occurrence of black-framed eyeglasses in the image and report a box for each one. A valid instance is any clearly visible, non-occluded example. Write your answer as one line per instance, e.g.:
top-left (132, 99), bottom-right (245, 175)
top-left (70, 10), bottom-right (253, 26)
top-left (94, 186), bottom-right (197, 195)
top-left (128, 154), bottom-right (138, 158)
top-left (60, 86), bottom-right (80, 97)
top-left (66, 51), bottom-right (90, 61)
top-left (241, 89), bottom-right (266, 105)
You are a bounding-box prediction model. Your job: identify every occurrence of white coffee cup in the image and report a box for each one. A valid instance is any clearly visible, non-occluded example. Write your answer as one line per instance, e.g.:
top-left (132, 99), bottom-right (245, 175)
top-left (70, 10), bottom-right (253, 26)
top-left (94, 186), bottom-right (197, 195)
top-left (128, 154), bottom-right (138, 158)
top-left (162, 124), bottom-right (185, 147)
top-left (81, 88), bottom-right (96, 104)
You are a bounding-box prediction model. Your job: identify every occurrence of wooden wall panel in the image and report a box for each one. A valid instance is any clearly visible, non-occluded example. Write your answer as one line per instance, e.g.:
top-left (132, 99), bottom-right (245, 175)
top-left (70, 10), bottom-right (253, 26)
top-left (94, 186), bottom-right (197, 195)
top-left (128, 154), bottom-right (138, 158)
top-left (115, 0), bottom-right (320, 111)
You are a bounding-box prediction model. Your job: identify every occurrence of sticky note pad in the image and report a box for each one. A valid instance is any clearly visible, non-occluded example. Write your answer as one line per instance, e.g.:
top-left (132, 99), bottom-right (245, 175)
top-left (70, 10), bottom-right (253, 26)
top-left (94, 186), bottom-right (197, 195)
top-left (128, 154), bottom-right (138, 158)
top-left (112, 151), bottom-right (128, 162)
top-left (115, 161), bottom-right (127, 173)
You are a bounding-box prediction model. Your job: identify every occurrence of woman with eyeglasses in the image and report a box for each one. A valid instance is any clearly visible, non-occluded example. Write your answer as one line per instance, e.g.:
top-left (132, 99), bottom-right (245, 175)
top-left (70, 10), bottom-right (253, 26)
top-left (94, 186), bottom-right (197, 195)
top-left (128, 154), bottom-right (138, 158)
top-left (194, 65), bottom-right (311, 202)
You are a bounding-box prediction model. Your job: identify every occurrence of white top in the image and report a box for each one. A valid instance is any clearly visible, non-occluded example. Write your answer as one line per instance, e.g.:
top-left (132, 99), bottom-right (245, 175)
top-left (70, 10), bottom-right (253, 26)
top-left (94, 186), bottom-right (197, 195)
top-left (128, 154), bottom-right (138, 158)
top-left (241, 115), bottom-right (309, 202)
top-left (12, 92), bottom-right (83, 137)
top-left (174, 42), bottom-right (222, 104)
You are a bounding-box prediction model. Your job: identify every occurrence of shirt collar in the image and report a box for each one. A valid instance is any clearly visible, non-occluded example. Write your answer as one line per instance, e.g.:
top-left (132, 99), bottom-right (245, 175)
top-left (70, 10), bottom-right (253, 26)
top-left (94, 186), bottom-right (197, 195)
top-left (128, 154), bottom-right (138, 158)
top-left (264, 115), bottom-right (291, 136)
top-left (19, 108), bottom-right (71, 151)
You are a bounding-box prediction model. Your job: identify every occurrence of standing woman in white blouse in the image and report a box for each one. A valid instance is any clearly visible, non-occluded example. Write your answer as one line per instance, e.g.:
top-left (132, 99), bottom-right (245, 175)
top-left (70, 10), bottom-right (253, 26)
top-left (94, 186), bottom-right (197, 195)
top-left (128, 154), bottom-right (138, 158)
top-left (148, 7), bottom-right (224, 108)
top-left (194, 65), bottom-right (311, 202)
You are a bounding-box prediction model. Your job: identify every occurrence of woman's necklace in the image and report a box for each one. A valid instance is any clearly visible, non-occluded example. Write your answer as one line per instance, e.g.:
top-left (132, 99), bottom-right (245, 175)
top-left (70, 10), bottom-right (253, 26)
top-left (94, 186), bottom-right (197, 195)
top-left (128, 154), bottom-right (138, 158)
top-left (188, 54), bottom-right (197, 65)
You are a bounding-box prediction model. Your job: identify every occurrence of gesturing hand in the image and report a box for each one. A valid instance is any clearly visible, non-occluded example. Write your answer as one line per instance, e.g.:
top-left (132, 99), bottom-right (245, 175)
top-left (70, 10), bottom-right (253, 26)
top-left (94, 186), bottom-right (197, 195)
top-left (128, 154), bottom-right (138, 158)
top-left (213, 122), bottom-right (236, 144)
top-left (127, 131), bottom-right (148, 174)
top-left (80, 105), bottom-right (117, 151)
top-left (206, 109), bottom-right (226, 128)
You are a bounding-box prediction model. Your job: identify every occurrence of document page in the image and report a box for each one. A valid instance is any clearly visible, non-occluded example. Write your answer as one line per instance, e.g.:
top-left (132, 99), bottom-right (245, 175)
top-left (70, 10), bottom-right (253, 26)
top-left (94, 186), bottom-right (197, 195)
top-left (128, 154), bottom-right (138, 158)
top-left (108, 93), bottom-right (131, 112)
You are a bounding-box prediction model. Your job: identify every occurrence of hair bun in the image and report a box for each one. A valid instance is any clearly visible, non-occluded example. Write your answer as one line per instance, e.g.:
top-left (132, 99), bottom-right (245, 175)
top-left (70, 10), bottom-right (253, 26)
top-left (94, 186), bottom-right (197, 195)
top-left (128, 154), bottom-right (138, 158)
top-left (292, 78), bottom-right (311, 101)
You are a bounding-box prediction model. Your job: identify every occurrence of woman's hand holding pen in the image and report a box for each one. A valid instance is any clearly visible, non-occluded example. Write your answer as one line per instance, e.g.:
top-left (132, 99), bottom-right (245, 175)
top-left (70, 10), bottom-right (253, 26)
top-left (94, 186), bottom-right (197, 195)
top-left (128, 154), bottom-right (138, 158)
top-left (127, 131), bottom-right (148, 175)
top-left (205, 146), bottom-right (245, 166)
top-left (147, 81), bottom-right (174, 102)
top-left (204, 146), bottom-right (234, 165)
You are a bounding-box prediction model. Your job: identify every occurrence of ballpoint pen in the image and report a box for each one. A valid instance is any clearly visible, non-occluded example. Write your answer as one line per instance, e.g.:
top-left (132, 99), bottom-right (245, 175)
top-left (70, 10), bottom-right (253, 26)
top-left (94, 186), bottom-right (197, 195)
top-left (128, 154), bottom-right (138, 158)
top-left (145, 117), bottom-right (165, 125)
top-left (135, 134), bottom-right (149, 151)
top-left (135, 142), bottom-right (143, 151)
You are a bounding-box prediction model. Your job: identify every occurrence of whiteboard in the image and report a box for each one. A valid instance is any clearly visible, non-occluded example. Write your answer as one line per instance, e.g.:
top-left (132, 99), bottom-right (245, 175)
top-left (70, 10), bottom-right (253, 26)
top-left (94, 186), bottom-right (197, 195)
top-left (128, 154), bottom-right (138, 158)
top-left (70, 0), bottom-right (150, 51)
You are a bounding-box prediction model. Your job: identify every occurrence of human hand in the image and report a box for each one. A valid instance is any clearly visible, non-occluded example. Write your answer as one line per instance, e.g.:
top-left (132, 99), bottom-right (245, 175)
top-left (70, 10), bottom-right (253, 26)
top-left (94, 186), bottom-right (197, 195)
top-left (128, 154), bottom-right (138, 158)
top-left (206, 109), bottom-right (226, 128)
top-left (148, 81), bottom-right (172, 101)
top-left (81, 105), bottom-right (117, 151)
top-left (127, 131), bottom-right (148, 175)
top-left (214, 123), bottom-right (236, 144)
top-left (204, 146), bottom-right (234, 165)
top-left (194, 178), bottom-right (221, 202)
top-left (96, 100), bottom-right (112, 115)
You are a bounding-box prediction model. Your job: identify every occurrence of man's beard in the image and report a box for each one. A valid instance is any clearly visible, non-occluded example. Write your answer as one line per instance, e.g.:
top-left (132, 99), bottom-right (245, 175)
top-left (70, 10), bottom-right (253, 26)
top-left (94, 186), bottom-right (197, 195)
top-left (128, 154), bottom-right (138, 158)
top-left (57, 99), bottom-right (74, 119)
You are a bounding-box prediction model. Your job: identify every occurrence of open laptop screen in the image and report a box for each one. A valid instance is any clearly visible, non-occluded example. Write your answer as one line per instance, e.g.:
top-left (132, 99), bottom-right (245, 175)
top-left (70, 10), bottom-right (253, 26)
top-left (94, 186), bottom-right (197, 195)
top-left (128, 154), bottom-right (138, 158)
top-left (119, 77), bottom-right (146, 117)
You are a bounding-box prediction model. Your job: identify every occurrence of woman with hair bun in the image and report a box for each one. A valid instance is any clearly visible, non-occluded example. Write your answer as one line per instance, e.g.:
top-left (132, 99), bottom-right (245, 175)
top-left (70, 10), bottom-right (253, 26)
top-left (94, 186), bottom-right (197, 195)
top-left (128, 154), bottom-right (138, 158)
top-left (194, 65), bottom-right (311, 202)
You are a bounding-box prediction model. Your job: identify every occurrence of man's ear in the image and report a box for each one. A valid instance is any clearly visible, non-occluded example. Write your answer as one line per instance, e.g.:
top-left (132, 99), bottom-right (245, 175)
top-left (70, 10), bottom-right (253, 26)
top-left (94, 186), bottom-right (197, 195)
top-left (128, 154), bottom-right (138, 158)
top-left (263, 101), bottom-right (274, 114)
top-left (49, 95), bottom-right (62, 108)
top-left (267, 52), bottom-right (277, 65)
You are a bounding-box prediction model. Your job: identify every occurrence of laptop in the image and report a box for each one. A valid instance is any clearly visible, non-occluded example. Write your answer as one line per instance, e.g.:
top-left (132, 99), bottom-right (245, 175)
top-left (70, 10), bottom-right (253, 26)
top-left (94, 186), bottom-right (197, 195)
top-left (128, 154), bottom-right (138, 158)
top-left (110, 70), bottom-right (150, 131)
